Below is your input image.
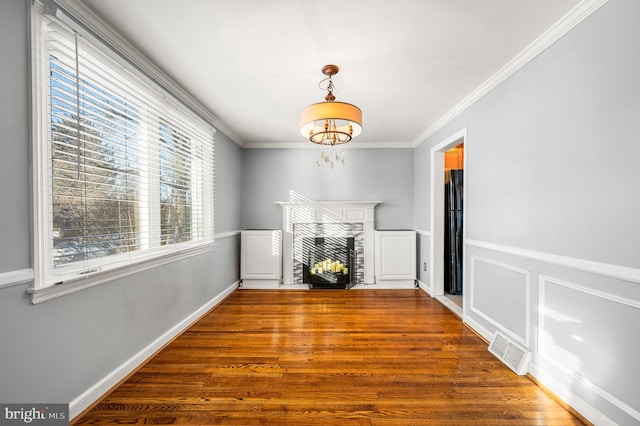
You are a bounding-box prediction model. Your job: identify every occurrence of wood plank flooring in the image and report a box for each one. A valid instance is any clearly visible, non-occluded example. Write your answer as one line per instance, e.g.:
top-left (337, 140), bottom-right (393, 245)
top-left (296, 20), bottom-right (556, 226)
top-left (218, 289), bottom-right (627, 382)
top-left (74, 289), bottom-right (584, 425)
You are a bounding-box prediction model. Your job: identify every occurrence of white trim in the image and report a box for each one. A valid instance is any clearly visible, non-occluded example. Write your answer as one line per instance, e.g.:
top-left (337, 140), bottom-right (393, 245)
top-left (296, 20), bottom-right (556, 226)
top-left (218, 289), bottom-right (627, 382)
top-left (415, 229), bottom-right (431, 237)
top-left (368, 281), bottom-right (416, 289)
top-left (30, 2), bottom-right (216, 297)
top-left (69, 281), bottom-right (238, 420)
top-left (374, 230), bottom-right (416, 283)
top-left (29, 245), bottom-right (214, 304)
top-left (417, 279), bottom-right (432, 295)
top-left (429, 128), bottom-right (467, 297)
top-left (434, 295), bottom-right (463, 319)
top-left (469, 256), bottom-right (530, 347)
top-left (46, 0), bottom-right (608, 151)
top-left (50, 0), bottom-right (241, 147)
top-left (276, 201), bottom-right (380, 285)
top-left (540, 274), bottom-right (640, 310)
top-left (538, 274), bottom-right (640, 360)
top-left (239, 280), bottom-right (281, 289)
top-left (215, 230), bottom-right (242, 240)
top-left (412, 0), bottom-right (609, 147)
top-left (529, 359), bottom-right (625, 426)
top-left (275, 201), bottom-right (382, 208)
top-left (30, 2), bottom-right (52, 294)
top-left (466, 239), bottom-right (640, 284)
top-left (0, 269), bottom-right (34, 289)
top-left (463, 315), bottom-right (493, 343)
top-left (537, 275), bottom-right (640, 423)
top-left (243, 141), bottom-right (415, 149)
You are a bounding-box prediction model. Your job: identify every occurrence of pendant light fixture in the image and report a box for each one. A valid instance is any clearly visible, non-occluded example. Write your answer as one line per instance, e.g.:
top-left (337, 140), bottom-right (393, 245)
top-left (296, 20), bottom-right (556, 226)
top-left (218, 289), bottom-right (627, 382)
top-left (300, 65), bottom-right (362, 168)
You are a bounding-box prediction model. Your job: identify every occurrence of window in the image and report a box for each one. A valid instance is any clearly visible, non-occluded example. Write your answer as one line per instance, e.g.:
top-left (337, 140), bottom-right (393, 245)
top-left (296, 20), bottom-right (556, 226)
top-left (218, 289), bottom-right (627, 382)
top-left (31, 3), bottom-right (214, 299)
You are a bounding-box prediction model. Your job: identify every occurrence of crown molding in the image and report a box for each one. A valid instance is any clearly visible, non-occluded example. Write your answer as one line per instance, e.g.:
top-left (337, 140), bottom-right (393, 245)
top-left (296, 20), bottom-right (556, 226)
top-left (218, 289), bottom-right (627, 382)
top-left (411, 0), bottom-right (609, 148)
top-left (50, 0), bottom-right (607, 151)
top-left (243, 140), bottom-right (415, 149)
top-left (51, 0), bottom-right (246, 147)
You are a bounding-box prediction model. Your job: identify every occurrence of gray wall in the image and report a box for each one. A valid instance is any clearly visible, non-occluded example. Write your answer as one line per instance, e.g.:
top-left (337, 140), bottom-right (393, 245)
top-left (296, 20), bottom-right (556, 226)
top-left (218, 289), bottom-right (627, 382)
top-left (0, 0), bottom-right (243, 409)
top-left (3, 0), bottom-right (636, 423)
top-left (415, 0), bottom-right (640, 268)
top-left (0, 0), bottom-right (30, 272)
top-left (242, 148), bottom-right (414, 230)
top-left (414, 0), bottom-right (640, 423)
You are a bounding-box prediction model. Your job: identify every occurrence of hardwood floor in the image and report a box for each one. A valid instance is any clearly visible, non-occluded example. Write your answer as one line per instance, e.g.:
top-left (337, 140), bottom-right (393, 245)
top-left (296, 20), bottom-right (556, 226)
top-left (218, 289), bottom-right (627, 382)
top-left (74, 289), bottom-right (584, 425)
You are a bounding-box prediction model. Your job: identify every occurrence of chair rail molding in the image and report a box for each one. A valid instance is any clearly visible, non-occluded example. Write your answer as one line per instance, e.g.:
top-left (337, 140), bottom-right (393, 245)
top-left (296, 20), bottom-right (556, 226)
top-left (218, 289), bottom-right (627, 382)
top-left (0, 269), bottom-right (34, 289)
top-left (466, 239), bottom-right (640, 284)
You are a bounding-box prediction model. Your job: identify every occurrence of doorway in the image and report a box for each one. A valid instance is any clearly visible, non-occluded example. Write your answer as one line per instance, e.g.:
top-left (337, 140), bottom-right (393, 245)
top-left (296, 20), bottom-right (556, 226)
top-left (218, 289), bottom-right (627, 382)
top-left (430, 128), bottom-right (466, 318)
top-left (444, 144), bottom-right (464, 306)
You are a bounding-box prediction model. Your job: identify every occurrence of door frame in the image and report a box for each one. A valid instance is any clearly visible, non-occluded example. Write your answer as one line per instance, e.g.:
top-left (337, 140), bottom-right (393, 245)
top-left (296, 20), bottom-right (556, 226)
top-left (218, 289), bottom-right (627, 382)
top-left (430, 127), bottom-right (467, 297)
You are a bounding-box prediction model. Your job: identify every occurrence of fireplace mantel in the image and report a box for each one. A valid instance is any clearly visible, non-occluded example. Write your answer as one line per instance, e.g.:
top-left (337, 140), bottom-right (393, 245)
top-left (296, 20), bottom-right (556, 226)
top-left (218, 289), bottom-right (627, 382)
top-left (276, 201), bottom-right (380, 285)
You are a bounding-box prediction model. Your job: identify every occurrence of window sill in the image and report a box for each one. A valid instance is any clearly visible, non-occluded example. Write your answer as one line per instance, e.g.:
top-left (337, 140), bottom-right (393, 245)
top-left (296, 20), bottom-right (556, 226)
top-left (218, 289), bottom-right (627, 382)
top-left (28, 244), bottom-right (214, 304)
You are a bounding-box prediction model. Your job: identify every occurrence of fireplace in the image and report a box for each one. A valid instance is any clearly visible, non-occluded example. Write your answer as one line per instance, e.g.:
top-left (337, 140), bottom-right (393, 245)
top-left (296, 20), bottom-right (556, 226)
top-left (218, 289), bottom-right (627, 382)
top-left (304, 237), bottom-right (355, 289)
top-left (276, 201), bottom-right (380, 286)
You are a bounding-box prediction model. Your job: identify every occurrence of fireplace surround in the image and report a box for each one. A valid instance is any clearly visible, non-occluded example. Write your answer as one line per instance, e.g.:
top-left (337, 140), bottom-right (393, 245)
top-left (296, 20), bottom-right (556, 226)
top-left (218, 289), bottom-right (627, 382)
top-left (276, 201), bottom-right (380, 286)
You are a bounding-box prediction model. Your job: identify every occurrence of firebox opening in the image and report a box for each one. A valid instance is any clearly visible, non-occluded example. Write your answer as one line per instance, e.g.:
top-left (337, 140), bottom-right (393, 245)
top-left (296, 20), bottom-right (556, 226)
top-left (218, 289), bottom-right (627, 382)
top-left (303, 237), bottom-right (355, 289)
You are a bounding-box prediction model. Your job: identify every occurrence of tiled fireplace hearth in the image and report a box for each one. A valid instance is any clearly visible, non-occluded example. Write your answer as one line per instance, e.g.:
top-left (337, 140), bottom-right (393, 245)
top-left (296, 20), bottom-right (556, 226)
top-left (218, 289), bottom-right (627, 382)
top-left (276, 201), bottom-right (380, 285)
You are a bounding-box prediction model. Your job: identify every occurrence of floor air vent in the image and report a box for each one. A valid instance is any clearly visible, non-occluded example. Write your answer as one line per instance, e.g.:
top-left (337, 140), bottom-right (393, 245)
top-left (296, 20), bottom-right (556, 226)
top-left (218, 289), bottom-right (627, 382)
top-left (488, 331), bottom-right (531, 375)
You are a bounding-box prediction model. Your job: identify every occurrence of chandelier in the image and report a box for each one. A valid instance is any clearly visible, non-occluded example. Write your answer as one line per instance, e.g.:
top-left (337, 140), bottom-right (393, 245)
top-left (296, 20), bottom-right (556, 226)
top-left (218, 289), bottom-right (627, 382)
top-left (300, 64), bottom-right (362, 168)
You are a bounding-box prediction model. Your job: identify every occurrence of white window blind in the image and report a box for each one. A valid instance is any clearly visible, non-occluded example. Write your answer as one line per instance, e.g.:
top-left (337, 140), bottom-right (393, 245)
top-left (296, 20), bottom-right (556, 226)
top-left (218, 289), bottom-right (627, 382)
top-left (32, 5), bottom-right (214, 292)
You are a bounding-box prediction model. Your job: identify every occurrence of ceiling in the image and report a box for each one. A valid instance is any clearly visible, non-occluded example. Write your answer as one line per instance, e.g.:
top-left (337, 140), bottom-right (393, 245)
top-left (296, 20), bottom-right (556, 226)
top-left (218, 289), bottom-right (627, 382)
top-left (80, 0), bottom-right (581, 148)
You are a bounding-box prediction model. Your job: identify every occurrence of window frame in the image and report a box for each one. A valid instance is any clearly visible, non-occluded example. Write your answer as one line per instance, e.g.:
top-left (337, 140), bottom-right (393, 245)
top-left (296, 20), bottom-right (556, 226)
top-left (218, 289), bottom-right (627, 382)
top-left (29, 1), bottom-right (216, 303)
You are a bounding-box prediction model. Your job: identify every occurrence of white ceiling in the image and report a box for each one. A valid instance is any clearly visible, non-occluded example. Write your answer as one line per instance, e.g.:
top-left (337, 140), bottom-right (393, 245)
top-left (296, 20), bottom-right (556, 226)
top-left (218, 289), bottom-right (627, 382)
top-left (81, 0), bottom-right (581, 148)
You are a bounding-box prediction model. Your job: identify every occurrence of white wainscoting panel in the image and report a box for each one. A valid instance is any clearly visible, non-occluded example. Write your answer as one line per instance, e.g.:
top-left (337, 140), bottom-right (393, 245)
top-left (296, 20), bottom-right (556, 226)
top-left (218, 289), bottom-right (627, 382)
top-left (538, 275), bottom-right (640, 423)
top-left (240, 230), bottom-right (282, 287)
top-left (375, 231), bottom-right (416, 286)
top-left (469, 256), bottom-right (530, 347)
top-left (465, 240), bottom-right (640, 425)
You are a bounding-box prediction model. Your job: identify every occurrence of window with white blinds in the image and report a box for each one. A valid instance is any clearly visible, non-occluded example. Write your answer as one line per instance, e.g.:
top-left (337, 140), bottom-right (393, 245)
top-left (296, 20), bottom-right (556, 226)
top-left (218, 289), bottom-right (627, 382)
top-left (31, 4), bottom-right (215, 292)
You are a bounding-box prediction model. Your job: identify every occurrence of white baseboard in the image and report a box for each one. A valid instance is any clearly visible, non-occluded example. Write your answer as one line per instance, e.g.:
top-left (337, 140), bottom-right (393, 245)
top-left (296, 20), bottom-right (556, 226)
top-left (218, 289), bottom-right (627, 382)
top-left (434, 295), bottom-right (463, 319)
top-left (417, 280), bottom-right (432, 295)
top-left (464, 316), bottom-right (620, 425)
top-left (239, 282), bottom-right (419, 290)
top-left (462, 315), bottom-right (493, 343)
top-left (239, 279), bottom-right (281, 289)
top-left (528, 361), bottom-right (618, 426)
top-left (69, 281), bottom-right (239, 420)
top-left (367, 280), bottom-right (416, 289)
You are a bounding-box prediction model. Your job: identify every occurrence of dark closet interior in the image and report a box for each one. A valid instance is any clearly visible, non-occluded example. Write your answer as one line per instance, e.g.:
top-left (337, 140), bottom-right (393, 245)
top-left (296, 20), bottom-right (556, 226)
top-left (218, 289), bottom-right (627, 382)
top-left (444, 144), bottom-right (464, 296)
